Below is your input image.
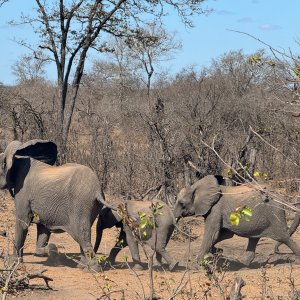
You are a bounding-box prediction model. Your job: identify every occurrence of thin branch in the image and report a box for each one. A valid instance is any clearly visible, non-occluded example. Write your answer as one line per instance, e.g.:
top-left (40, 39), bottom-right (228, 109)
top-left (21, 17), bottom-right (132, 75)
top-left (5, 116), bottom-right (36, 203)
top-left (249, 126), bottom-right (300, 167)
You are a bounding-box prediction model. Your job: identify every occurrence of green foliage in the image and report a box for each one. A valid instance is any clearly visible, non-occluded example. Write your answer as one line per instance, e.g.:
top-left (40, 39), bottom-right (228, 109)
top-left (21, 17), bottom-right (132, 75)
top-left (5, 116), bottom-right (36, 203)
top-left (229, 206), bottom-right (252, 226)
top-left (96, 255), bottom-right (107, 263)
top-left (253, 170), bottom-right (268, 179)
top-left (294, 65), bottom-right (300, 78)
top-left (137, 202), bottom-right (164, 239)
top-left (249, 55), bottom-right (262, 65)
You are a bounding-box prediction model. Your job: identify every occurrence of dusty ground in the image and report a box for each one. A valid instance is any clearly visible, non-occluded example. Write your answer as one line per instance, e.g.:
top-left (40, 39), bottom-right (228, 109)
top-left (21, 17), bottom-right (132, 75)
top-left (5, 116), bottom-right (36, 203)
top-left (0, 191), bottom-right (299, 300)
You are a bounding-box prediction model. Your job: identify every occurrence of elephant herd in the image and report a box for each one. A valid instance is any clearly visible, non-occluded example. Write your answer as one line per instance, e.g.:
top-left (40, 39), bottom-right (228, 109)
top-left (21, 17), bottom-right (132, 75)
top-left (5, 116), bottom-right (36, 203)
top-left (0, 139), bottom-right (299, 272)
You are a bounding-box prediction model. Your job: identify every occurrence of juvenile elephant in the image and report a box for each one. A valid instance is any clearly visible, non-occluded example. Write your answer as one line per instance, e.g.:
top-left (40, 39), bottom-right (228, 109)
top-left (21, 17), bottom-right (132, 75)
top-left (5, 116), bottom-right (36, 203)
top-left (0, 139), bottom-right (104, 271)
top-left (97, 198), bottom-right (178, 271)
top-left (173, 175), bottom-right (300, 266)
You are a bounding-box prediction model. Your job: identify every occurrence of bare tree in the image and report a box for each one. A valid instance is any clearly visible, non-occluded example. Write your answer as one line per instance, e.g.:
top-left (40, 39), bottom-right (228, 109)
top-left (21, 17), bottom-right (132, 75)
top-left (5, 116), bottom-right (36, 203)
top-left (0, 0), bottom-right (8, 7)
top-left (12, 52), bottom-right (47, 84)
top-left (12, 0), bottom-right (208, 158)
top-left (121, 23), bottom-right (182, 96)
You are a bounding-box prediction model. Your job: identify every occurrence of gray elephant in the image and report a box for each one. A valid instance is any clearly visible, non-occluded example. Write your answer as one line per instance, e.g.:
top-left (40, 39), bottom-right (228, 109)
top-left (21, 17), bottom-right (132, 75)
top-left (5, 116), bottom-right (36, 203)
top-left (0, 139), bottom-right (104, 271)
top-left (97, 198), bottom-right (178, 271)
top-left (173, 175), bottom-right (300, 266)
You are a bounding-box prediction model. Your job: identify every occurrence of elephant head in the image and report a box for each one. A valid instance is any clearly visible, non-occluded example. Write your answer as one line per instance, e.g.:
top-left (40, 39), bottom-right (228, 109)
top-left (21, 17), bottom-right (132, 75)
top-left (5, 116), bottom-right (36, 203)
top-left (173, 175), bottom-right (222, 218)
top-left (0, 139), bottom-right (57, 194)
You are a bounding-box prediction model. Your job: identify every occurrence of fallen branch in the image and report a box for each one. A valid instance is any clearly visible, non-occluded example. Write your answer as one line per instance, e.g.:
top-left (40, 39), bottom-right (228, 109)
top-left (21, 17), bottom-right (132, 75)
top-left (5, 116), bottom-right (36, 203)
top-left (228, 277), bottom-right (245, 300)
top-left (1, 264), bottom-right (53, 300)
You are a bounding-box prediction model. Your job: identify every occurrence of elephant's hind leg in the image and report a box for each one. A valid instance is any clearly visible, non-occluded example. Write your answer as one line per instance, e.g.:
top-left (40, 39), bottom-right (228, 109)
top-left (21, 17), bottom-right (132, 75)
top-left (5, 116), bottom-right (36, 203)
top-left (35, 224), bottom-right (51, 257)
top-left (73, 222), bottom-right (101, 272)
top-left (274, 214), bottom-right (300, 254)
top-left (151, 230), bottom-right (178, 271)
top-left (239, 237), bottom-right (259, 266)
top-left (278, 237), bottom-right (300, 256)
top-left (108, 229), bottom-right (128, 264)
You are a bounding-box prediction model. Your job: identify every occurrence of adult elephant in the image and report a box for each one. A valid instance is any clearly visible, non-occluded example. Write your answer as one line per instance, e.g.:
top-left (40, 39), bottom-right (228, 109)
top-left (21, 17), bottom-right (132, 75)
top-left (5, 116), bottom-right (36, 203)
top-left (0, 139), bottom-right (104, 271)
top-left (96, 198), bottom-right (178, 271)
top-left (173, 175), bottom-right (300, 266)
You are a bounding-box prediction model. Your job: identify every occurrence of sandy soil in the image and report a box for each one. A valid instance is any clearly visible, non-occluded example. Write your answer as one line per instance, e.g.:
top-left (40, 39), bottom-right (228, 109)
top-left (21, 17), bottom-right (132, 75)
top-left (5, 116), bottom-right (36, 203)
top-left (0, 191), bottom-right (299, 300)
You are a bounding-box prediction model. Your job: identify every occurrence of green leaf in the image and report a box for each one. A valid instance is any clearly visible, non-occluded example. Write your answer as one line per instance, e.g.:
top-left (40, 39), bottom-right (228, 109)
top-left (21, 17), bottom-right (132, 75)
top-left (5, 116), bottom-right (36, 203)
top-left (229, 212), bottom-right (240, 226)
top-left (157, 203), bottom-right (164, 209)
top-left (241, 207), bottom-right (252, 217)
top-left (253, 171), bottom-right (260, 177)
top-left (138, 211), bottom-right (146, 218)
top-left (139, 218), bottom-right (148, 229)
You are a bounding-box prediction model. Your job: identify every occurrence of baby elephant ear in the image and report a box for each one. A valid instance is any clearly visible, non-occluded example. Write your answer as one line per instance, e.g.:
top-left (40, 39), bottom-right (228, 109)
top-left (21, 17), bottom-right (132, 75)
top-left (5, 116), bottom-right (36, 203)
top-left (193, 175), bottom-right (222, 216)
top-left (15, 139), bottom-right (57, 165)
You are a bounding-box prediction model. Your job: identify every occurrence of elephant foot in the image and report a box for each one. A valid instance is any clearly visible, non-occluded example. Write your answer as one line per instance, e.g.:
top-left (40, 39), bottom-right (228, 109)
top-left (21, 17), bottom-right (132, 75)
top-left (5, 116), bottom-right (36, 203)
top-left (35, 243), bottom-right (58, 257)
top-left (8, 255), bottom-right (23, 265)
top-left (153, 262), bottom-right (162, 269)
top-left (83, 260), bottom-right (102, 273)
top-left (35, 247), bottom-right (49, 257)
top-left (132, 263), bottom-right (144, 271)
top-left (237, 254), bottom-right (254, 267)
top-left (168, 261), bottom-right (179, 272)
top-left (76, 255), bottom-right (88, 269)
top-left (294, 256), bottom-right (300, 265)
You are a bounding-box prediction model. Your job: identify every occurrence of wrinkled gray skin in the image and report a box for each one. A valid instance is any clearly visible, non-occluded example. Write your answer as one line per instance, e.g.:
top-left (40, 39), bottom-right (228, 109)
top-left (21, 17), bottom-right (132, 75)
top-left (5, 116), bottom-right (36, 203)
top-left (173, 175), bottom-right (300, 266)
top-left (97, 199), bottom-right (178, 271)
top-left (0, 140), bottom-right (104, 271)
top-left (274, 203), bottom-right (300, 253)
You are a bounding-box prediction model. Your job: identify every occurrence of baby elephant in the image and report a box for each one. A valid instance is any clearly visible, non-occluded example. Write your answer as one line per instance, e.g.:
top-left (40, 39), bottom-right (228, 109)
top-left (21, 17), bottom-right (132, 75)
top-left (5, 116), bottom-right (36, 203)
top-left (96, 198), bottom-right (178, 271)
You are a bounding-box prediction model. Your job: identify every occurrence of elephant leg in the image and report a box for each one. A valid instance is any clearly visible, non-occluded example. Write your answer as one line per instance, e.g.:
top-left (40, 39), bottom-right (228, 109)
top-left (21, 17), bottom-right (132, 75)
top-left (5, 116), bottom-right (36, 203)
top-left (123, 224), bottom-right (143, 270)
top-left (13, 201), bottom-right (32, 261)
top-left (239, 237), bottom-right (259, 266)
top-left (73, 222), bottom-right (100, 272)
top-left (154, 253), bottom-right (162, 267)
top-left (108, 229), bottom-right (128, 264)
top-left (278, 237), bottom-right (300, 256)
top-left (211, 229), bottom-right (234, 254)
top-left (150, 228), bottom-right (178, 271)
top-left (154, 246), bottom-right (178, 271)
top-left (197, 221), bottom-right (221, 263)
top-left (35, 224), bottom-right (51, 257)
top-left (14, 219), bottom-right (30, 260)
top-left (274, 214), bottom-right (300, 253)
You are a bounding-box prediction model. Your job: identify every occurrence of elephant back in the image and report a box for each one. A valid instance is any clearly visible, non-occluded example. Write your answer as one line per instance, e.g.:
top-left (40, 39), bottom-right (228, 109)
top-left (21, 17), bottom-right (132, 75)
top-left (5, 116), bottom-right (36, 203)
top-left (193, 175), bottom-right (222, 216)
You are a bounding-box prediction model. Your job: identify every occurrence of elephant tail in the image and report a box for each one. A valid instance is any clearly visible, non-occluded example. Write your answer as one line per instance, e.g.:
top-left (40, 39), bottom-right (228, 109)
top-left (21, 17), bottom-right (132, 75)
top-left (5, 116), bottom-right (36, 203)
top-left (96, 190), bottom-right (118, 211)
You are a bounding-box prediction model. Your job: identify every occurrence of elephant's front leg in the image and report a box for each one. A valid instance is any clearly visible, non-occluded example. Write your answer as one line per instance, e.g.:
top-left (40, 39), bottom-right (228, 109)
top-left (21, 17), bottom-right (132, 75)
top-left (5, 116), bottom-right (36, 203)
top-left (123, 224), bottom-right (143, 270)
top-left (197, 219), bottom-right (221, 263)
top-left (35, 224), bottom-right (51, 257)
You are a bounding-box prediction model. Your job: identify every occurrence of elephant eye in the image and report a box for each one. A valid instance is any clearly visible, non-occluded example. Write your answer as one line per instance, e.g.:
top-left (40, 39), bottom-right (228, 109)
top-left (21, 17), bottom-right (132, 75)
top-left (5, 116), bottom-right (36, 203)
top-left (3, 158), bottom-right (6, 170)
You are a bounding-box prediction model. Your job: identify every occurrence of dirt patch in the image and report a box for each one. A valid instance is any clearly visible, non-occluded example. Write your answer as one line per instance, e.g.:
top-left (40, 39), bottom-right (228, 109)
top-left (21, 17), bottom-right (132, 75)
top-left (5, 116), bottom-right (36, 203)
top-left (0, 191), bottom-right (299, 299)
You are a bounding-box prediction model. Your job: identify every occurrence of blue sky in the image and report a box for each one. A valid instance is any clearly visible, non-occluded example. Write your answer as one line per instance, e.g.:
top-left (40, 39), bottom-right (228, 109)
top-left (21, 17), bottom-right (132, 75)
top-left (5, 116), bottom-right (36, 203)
top-left (0, 0), bottom-right (299, 85)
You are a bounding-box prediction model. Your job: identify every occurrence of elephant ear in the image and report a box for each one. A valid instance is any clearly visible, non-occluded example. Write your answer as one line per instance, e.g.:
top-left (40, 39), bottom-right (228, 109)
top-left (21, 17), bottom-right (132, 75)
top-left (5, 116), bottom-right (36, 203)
top-left (14, 139), bottom-right (57, 165)
top-left (193, 175), bottom-right (222, 216)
